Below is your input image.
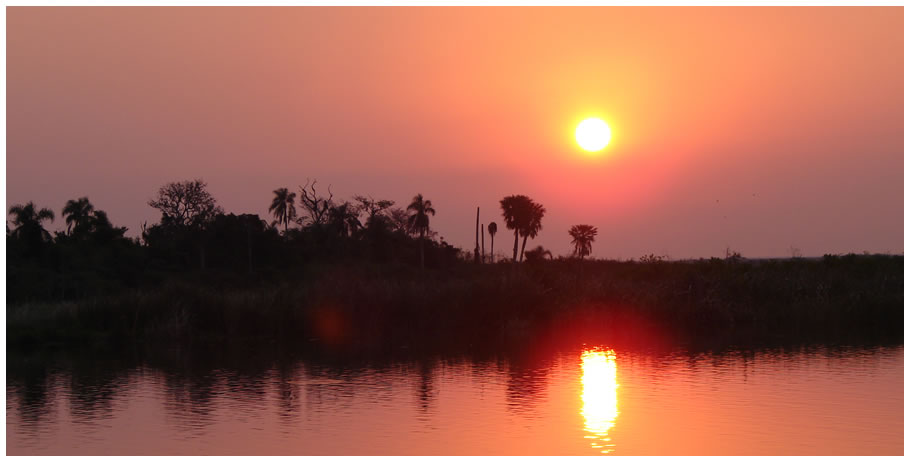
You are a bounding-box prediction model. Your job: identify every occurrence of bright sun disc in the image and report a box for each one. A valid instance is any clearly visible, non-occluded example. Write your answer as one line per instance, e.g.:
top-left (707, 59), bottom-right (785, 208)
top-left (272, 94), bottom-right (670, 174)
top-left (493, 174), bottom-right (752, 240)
top-left (575, 118), bottom-right (612, 152)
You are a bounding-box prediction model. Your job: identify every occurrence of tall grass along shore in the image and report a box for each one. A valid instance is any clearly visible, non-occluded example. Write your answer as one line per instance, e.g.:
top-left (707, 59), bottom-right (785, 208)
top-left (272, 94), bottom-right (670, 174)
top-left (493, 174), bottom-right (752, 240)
top-left (8, 254), bottom-right (902, 351)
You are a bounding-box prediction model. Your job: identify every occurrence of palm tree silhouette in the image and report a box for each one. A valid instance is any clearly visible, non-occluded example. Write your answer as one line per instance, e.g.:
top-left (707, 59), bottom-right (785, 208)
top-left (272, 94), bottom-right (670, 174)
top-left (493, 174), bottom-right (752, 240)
top-left (62, 197), bottom-right (94, 235)
top-left (407, 194), bottom-right (436, 270)
top-left (500, 195), bottom-right (545, 263)
top-left (269, 188), bottom-right (297, 234)
top-left (518, 202), bottom-right (545, 263)
top-left (8, 202), bottom-right (55, 244)
top-left (328, 201), bottom-right (362, 237)
top-left (569, 224), bottom-right (598, 259)
top-left (488, 222), bottom-right (497, 263)
top-left (499, 195), bottom-right (525, 262)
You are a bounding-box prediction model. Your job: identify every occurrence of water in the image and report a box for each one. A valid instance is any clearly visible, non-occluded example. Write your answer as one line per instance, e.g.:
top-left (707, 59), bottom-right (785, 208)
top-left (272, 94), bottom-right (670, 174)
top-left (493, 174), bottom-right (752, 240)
top-left (7, 343), bottom-right (903, 455)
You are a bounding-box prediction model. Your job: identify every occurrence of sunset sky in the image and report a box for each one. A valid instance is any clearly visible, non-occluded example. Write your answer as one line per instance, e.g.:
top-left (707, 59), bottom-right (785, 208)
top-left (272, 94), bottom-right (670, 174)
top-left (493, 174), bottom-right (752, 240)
top-left (7, 7), bottom-right (903, 259)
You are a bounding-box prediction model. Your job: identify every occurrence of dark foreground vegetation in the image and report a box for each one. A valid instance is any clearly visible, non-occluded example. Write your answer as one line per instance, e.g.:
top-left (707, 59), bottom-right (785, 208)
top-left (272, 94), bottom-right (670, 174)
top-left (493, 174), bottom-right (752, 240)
top-left (8, 179), bottom-right (903, 352)
top-left (9, 255), bottom-right (903, 352)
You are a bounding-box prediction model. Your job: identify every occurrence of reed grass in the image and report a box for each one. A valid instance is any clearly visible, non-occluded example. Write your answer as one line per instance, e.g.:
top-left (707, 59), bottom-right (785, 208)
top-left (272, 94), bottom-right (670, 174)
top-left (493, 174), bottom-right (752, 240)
top-left (8, 254), bottom-right (902, 350)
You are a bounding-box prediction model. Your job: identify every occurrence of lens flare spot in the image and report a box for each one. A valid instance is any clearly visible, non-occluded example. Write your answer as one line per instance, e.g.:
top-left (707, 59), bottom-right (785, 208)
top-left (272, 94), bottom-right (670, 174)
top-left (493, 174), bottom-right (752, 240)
top-left (309, 306), bottom-right (349, 347)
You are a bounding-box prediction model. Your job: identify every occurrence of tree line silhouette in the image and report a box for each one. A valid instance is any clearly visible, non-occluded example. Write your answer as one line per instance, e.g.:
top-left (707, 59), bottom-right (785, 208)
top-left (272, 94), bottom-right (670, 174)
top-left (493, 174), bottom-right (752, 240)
top-left (8, 178), bottom-right (600, 303)
top-left (7, 180), bottom-right (903, 350)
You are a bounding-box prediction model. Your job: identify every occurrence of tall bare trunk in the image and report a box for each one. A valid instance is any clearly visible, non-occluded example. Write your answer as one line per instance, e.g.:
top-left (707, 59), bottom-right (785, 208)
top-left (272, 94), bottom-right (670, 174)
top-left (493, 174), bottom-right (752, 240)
top-left (519, 235), bottom-right (528, 262)
top-left (489, 233), bottom-right (494, 263)
top-left (481, 222), bottom-right (485, 263)
top-left (474, 207), bottom-right (480, 264)
top-left (419, 228), bottom-right (425, 270)
top-left (512, 229), bottom-right (519, 262)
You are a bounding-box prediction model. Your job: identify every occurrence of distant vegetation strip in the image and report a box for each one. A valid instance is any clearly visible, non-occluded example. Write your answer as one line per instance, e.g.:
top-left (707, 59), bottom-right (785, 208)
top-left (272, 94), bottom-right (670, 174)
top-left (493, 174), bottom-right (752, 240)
top-left (8, 255), bottom-right (902, 350)
top-left (8, 179), bottom-right (901, 350)
top-left (8, 179), bottom-right (606, 305)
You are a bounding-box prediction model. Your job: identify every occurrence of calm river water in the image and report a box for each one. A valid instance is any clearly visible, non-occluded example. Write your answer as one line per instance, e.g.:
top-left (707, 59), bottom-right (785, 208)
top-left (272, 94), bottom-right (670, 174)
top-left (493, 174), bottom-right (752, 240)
top-left (6, 343), bottom-right (903, 455)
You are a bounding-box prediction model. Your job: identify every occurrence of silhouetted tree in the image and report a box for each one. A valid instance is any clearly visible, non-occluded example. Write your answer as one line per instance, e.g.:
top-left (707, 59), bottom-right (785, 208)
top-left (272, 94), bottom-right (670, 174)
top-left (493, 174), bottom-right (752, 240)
top-left (518, 202), bottom-right (545, 263)
top-left (500, 196), bottom-right (524, 263)
top-left (60, 198), bottom-right (126, 244)
top-left (298, 179), bottom-right (334, 227)
top-left (499, 195), bottom-right (545, 263)
top-left (148, 179), bottom-right (223, 269)
top-left (205, 213), bottom-right (277, 273)
top-left (387, 207), bottom-right (410, 234)
top-left (488, 222), bottom-right (497, 263)
top-left (269, 188), bottom-right (297, 234)
top-left (328, 201), bottom-right (362, 238)
top-left (354, 196), bottom-right (394, 227)
top-left (62, 197), bottom-right (94, 235)
top-left (355, 196), bottom-right (397, 245)
top-left (8, 202), bottom-right (55, 249)
top-left (148, 179), bottom-right (222, 228)
top-left (569, 224), bottom-right (598, 259)
top-left (83, 210), bottom-right (128, 243)
top-left (407, 194), bottom-right (436, 270)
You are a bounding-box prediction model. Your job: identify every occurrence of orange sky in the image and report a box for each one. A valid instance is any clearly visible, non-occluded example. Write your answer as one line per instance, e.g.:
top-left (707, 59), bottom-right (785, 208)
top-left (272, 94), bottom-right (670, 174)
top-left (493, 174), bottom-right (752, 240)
top-left (6, 7), bottom-right (903, 258)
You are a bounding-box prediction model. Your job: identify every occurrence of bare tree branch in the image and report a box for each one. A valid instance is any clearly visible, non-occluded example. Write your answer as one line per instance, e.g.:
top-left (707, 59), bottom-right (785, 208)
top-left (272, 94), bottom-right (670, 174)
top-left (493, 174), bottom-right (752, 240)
top-left (298, 178), bottom-right (334, 226)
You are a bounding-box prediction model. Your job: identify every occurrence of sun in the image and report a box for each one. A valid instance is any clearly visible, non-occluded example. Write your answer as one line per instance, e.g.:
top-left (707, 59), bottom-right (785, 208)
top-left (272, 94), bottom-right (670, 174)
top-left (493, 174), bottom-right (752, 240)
top-left (575, 118), bottom-right (612, 152)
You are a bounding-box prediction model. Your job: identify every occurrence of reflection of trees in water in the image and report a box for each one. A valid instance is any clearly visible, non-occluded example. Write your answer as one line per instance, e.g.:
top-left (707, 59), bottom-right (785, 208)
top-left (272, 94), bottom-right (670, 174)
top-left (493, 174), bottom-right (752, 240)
top-left (156, 350), bottom-right (222, 431)
top-left (274, 363), bottom-right (301, 425)
top-left (299, 361), bottom-right (408, 415)
top-left (67, 359), bottom-right (133, 423)
top-left (162, 371), bottom-right (219, 434)
top-left (739, 349), bottom-right (756, 383)
top-left (10, 350), bottom-right (458, 438)
top-left (160, 354), bottom-right (276, 433)
top-left (8, 365), bottom-right (56, 431)
top-left (222, 369), bottom-right (269, 404)
top-left (505, 356), bottom-right (550, 415)
top-left (279, 358), bottom-right (443, 417)
top-left (300, 363), bottom-right (363, 420)
top-left (414, 360), bottom-right (437, 413)
top-left (9, 356), bottom-right (135, 431)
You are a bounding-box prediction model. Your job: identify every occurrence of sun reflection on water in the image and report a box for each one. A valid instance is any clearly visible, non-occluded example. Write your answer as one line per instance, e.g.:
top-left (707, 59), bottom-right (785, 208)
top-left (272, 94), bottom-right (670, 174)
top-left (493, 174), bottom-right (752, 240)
top-left (581, 348), bottom-right (619, 454)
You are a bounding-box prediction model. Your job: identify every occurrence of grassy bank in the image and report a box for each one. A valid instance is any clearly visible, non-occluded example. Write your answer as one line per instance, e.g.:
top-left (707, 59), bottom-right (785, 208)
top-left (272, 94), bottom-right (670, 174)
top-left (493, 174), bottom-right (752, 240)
top-left (8, 254), bottom-right (903, 351)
